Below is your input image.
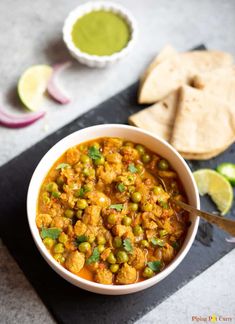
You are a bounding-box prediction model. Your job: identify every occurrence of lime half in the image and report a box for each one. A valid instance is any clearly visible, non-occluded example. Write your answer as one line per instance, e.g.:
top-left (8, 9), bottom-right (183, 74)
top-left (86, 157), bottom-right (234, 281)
top-left (193, 169), bottom-right (233, 215)
top-left (18, 65), bottom-right (52, 111)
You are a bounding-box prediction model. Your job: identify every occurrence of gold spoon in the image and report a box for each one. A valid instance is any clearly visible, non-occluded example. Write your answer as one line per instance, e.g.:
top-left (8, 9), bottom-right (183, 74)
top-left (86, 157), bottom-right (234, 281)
top-left (171, 198), bottom-right (235, 237)
top-left (157, 175), bottom-right (235, 237)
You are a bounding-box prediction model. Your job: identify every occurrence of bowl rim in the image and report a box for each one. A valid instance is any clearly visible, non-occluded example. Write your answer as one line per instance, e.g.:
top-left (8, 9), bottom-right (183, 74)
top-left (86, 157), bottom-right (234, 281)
top-left (62, 1), bottom-right (138, 63)
top-left (27, 124), bottom-right (200, 293)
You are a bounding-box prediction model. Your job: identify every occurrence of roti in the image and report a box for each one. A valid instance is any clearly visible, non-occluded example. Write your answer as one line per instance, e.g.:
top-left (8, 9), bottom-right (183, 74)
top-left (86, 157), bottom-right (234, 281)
top-left (179, 145), bottom-right (231, 160)
top-left (192, 67), bottom-right (235, 105)
top-left (138, 50), bottom-right (233, 104)
top-left (170, 86), bottom-right (235, 154)
top-left (129, 90), bottom-right (179, 141)
top-left (140, 45), bottom-right (177, 86)
top-left (138, 54), bottom-right (188, 104)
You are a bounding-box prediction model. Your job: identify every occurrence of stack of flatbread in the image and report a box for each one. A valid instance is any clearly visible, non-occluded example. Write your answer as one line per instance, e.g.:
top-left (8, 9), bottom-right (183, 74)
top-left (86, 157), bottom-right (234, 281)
top-left (129, 45), bottom-right (235, 160)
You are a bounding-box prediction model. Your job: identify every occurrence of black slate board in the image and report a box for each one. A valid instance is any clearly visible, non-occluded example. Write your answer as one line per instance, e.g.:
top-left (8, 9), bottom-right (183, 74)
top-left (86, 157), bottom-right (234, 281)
top-left (0, 45), bottom-right (235, 324)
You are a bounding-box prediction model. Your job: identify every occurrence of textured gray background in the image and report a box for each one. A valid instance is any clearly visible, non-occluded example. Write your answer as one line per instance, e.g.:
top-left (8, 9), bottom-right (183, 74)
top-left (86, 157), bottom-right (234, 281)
top-left (0, 0), bottom-right (235, 323)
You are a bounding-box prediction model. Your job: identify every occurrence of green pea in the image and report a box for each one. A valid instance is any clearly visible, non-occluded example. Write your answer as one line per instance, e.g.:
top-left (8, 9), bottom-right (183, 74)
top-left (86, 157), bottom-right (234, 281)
top-left (116, 251), bottom-right (129, 263)
top-left (46, 182), bottom-right (58, 193)
top-left (83, 167), bottom-right (90, 176)
top-left (122, 216), bottom-right (132, 226)
top-left (80, 154), bottom-right (90, 164)
top-left (113, 236), bottom-right (122, 248)
top-left (54, 243), bottom-right (64, 254)
top-left (110, 264), bottom-right (119, 273)
top-left (142, 203), bottom-right (153, 212)
top-left (77, 199), bottom-right (88, 210)
top-left (135, 144), bottom-right (145, 155)
top-left (64, 209), bottom-right (74, 218)
top-left (142, 154), bottom-right (151, 163)
top-left (129, 203), bottom-right (138, 212)
top-left (79, 242), bottom-right (91, 253)
top-left (54, 253), bottom-right (65, 263)
top-left (143, 267), bottom-right (154, 278)
top-left (94, 156), bottom-right (105, 165)
top-left (43, 237), bottom-right (54, 249)
top-left (56, 176), bottom-right (64, 186)
top-left (133, 225), bottom-right (143, 236)
top-left (158, 159), bottom-right (169, 170)
top-left (107, 214), bottom-right (118, 225)
top-left (51, 191), bottom-right (61, 198)
top-left (136, 164), bottom-right (144, 174)
top-left (97, 244), bottom-right (105, 253)
top-left (58, 232), bottom-right (68, 244)
top-left (107, 252), bottom-right (117, 264)
top-left (131, 192), bottom-right (142, 203)
top-left (140, 240), bottom-right (149, 248)
top-left (76, 210), bottom-right (83, 219)
top-left (153, 186), bottom-right (163, 195)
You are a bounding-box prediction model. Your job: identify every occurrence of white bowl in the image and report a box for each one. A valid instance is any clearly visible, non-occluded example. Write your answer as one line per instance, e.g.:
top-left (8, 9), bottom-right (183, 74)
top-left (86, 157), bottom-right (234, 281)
top-left (63, 1), bottom-right (138, 67)
top-left (27, 124), bottom-right (200, 295)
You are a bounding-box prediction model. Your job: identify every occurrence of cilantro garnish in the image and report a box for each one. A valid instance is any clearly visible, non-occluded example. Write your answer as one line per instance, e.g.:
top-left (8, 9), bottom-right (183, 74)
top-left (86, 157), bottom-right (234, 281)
top-left (123, 238), bottom-right (133, 253)
top-left (151, 237), bottom-right (165, 247)
top-left (147, 261), bottom-right (161, 272)
top-left (88, 146), bottom-right (102, 160)
top-left (109, 204), bottom-right (124, 211)
top-left (117, 183), bottom-right (126, 193)
top-left (128, 163), bottom-right (137, 173)
top-left (86, 247), bottom-right (100, 264)
top-left (172, 241), bottom-right (180, 250)
top-left (56, 163), bottom-right (70, 170)
top-left (75, 235), bottom-right (88, 245)
top-left (41, 228), bottom-right (61, 240)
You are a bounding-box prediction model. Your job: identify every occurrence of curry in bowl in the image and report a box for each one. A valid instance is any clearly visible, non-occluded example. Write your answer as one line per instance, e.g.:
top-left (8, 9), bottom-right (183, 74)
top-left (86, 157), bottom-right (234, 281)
top-left (36, 137), bottom-right (189, 285)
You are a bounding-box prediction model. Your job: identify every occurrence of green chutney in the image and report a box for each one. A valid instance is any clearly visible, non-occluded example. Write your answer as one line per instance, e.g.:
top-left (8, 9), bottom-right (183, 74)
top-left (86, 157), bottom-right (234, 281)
top-left (71, 10), bottom-right (130, 56)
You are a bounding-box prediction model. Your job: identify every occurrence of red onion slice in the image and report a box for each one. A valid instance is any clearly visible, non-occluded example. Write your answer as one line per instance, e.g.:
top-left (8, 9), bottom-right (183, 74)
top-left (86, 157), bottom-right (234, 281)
top-left (225, 237), bottom-right (235, 243)
top-left (47, 61), bottom-right (72, 104)
top-left (0, 108), bottom-right (46, 128)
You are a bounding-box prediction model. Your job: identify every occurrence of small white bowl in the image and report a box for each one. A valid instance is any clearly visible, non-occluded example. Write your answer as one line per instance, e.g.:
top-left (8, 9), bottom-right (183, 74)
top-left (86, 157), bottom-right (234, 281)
top-left (27, 124), bottom-right (200, 295)
top-left (63, 1), bottom-right (138, 67)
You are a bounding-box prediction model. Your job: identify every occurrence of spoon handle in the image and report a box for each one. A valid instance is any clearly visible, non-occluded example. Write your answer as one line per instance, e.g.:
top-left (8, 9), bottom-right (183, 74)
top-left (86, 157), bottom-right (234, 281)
top-left (171, 199), bottom-right (235, 237)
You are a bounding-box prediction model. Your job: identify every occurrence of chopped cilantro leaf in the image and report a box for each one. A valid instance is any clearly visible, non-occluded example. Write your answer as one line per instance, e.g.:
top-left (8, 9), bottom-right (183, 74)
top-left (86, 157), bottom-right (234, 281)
top-left (88, 146), bottom-right (102, 160)
top-left (117, 183), bottom-right (126, 193)
top-left (109, 204), bottom-right (124, 211)
top-left (128, 163), bottom-right (137, 173)
top-left (86, 247), bottom-right (100, 264)
top-left (41, 228), bottom-right (61, 240)
top-left (172, 241), bottom-right (180, 250)
top-left (151, 237), bottom-right (165, 247)
top-left (147, 261), bottom-right (161, 272)
top-left (123, 238), bottom-right (133, 253)
top-left (76, 235), bottom-right (88, 245)
top-left (56, 163), bottom-right (70, 170)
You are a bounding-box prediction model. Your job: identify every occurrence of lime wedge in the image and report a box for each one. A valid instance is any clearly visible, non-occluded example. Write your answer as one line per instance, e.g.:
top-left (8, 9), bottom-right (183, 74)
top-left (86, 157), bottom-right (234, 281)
top-left (18, 65), bottom-right (52, 111)
top-left (193, 169), bottom-right (233, 215)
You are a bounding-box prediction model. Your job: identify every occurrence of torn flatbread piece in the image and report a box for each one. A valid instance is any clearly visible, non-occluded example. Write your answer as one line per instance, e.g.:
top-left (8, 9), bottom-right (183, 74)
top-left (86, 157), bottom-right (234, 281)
top-left (170, 86), bottom-right (235, 154)
top-left (140, 45), bottom-right (177, 86)
top-left (139, 50), bottom-right (233, 104)
top-left (139, 54), bottom-right (188, 104)
top-left (129, 90), bottom-right (179, 141)
top-left (193, 67), bottom-right (235, 105)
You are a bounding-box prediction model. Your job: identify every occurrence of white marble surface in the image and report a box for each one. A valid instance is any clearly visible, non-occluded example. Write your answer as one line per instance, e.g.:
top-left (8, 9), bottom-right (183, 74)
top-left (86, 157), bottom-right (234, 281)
top-left (0, 0), bottom-right (235, 323)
